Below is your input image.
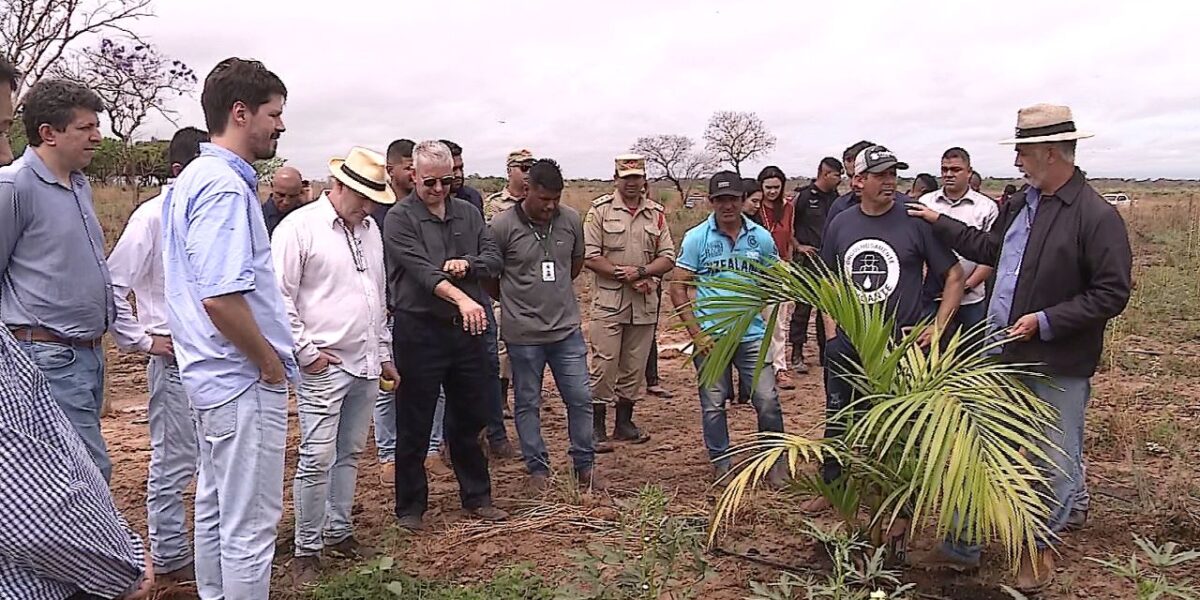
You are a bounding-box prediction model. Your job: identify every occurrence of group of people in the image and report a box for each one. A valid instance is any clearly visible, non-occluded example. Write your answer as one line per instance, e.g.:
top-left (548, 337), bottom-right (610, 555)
top-left (0, 50), bottom-right (1133, 600)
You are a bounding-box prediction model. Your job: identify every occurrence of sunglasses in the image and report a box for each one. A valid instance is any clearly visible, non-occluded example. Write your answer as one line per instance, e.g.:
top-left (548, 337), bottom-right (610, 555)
top-left (421, 176), bottom-right (456, 188)
top-left (509, 163), bottom-right (533, 173)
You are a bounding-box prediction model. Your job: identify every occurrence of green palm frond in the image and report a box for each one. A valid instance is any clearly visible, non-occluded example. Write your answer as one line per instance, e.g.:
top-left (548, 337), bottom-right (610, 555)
top-left (687, 257), bottom-right (1061, 571)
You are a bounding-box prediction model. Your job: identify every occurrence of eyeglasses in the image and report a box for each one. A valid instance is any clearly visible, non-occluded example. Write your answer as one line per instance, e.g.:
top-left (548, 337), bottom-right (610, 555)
top-left (421, 176), bottom-right (456, 188)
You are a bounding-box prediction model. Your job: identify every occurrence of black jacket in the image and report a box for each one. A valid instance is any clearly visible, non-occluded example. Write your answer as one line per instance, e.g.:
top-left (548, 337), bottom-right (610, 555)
top-left (930, 168), bottom-right (1132, 377)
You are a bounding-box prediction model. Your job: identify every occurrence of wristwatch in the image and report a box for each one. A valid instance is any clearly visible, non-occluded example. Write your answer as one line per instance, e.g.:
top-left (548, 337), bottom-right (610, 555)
top-left (636, 266), bottom-right (648, 280)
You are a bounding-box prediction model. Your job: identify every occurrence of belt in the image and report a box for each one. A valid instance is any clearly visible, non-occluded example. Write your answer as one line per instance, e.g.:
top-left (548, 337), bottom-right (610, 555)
top-left (7, 326), bottom-right (102, 348)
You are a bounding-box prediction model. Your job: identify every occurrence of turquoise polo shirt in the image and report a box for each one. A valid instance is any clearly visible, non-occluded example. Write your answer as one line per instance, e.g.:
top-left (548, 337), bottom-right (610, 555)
top-left (677, 214), bottom-right (779, 343)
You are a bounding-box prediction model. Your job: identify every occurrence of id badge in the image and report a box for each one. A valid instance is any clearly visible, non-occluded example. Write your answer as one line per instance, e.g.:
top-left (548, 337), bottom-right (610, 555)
top-left (541, 260), bottom-right (556, 282)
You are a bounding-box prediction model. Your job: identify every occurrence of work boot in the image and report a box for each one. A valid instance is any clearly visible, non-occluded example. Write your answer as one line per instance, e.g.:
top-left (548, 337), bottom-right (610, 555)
top-left (1064, 508), bottom-right (1088, 532)
top-left (1015, 549), bottom-right (1055, 594)
top-left (158, 562), bottom-right (196, 584)
top-left (593, 404), bottom-right (614, 453)
top-left (575, 467), bottom-right (608, 492)
top-left (776, 370), bottom-right (797, 391)
top-left (908, 545), bottom-right (981, 573)
top-left (526, 471), bottom-right (551, 494)
top-left (291, 555), bottom-right (322, 587)
top-left (612, 400), bottom-right (651, 443)
top-left (467, 505), bottom-right (509, 522)
top-left (488, 438), bottom-right (519, 460)
top-left (327, 536), bottom-right (378, 560)
top-left (766, 460), bottom-right (790, 489)
top-left (792, 349), bottom-right (810, 375)
top-left (396, 514), bottom-right (424, 532)
top-left (712, 462), bottom-right (732, 483)
top-left (500, 377), bottom-right (512, 419)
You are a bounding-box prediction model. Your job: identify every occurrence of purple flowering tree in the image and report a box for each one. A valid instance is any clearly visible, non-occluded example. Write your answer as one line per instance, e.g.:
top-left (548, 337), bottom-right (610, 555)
top-left (53, 37), bottom-right (196, 141)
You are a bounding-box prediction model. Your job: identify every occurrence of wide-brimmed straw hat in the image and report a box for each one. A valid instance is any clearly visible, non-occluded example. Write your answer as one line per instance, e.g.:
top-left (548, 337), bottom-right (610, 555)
top-left (999, 103), bottom-right (1095, 145)
top-left (329, 147), bottom-right (396, 205)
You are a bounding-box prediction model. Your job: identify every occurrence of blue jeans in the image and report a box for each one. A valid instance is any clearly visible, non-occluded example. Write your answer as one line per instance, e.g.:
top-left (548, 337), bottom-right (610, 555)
top-left (293, 367), bottom-right (375, 557)
top-left (18, 341), bottom-right (110, 481)
top-left (693, 338), bottom-right (785, 470)
top-left (146, 356), bottom-right (198, 572)
top-left (375, 316), bottom-right (396, 463)
top-left (508, 329), bottom-right (596, 474)
top-left (941, 375), bottom-right (1090, 560)
top-left (193, 381), bottom-right (288, 600)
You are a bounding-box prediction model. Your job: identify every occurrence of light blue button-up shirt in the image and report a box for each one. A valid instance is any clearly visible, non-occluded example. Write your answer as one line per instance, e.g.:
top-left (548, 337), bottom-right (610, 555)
top-left (0, 147), bottom-right (115, 340)
top-left (987, 187), bottom-right (1052, 346)
top-left (163, 143), bottom-right (298, 409)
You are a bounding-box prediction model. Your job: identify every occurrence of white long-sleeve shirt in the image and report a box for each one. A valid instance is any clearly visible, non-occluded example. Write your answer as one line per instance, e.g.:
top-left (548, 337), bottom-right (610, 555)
top-left (271, 194), bottom-right (391, 378)
top-left (106, 187), bottom-right (171, 353)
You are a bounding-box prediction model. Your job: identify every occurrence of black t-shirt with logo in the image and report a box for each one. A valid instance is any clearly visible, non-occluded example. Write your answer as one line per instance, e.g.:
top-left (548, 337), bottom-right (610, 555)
top-left (821, 201), bottom-right (958, 330)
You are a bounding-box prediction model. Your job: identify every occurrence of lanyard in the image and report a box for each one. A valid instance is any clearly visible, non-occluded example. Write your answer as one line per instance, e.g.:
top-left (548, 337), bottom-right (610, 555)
top-left (529, 221), bottom-right (553, 258)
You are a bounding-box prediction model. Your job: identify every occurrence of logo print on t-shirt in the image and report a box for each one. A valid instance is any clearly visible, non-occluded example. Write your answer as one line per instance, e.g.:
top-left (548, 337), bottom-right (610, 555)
top-left (843, 238), bottom-right (900, 304)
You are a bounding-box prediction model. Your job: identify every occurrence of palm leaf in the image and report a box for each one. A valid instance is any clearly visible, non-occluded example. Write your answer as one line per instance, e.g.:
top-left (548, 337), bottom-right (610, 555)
top-left (688, 257), bottom-right (1062, 571)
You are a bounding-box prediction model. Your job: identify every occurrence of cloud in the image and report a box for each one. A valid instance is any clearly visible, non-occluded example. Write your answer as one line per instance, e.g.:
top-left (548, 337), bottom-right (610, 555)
top-left (127, 0), bottom-right (1199, 180)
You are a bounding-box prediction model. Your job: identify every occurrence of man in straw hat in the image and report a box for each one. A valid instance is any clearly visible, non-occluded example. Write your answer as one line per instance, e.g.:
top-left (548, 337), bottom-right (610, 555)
top-left (908, 104), bottom-right (1133, 592)
top-left (584, 153), bottom-right (676, 446)
top-left (272, 147), bottom-right (398, 585)
top-left (385, 140), bottom-right (507, 531)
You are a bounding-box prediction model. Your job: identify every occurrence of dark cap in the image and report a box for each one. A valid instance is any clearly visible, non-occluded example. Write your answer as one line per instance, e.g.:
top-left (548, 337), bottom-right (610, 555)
top-left (854, 145), bottom-right (910, 175)
top-left (708, 171), bottom-right (743, 198)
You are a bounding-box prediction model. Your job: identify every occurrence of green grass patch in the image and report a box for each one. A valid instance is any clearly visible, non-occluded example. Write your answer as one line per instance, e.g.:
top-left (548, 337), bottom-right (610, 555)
top-left (309, 559), bottom-right (553, 600)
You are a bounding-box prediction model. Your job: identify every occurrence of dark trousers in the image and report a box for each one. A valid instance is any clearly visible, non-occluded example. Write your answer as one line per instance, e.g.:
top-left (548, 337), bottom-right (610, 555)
top-left (393, 311), bottom-right (492, 518)
top-left (790, 302), bottom-right (827, 365)
top-left (645, 285), bottom-right (662, 387)
top-left (820, 334), bottom-right (861, 483)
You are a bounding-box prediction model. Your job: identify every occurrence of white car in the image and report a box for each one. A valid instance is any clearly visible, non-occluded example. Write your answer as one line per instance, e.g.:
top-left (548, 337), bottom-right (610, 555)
top-left (1103, 193), bottom-right (1131, 206)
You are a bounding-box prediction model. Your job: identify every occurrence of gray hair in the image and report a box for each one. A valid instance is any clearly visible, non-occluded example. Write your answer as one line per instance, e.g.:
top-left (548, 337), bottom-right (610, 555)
top-left (1053, 140), bottom-right (1077, 164)
top-left (413, 140), bottom-right (453, 171)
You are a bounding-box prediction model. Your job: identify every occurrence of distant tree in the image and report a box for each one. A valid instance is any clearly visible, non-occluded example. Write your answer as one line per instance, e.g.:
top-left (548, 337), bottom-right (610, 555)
top-left (703, 111), bottom-right (777, 176)
top-left (631, 134), bottom-right (718, 202)
top-left (84, 137), bottom-right (123, 183)
top-left (52, 37), bottom-right (196, 141)
top-left (254, 157), bottom-right (286, 183)
top-left (1, 0), bottom-right (155, 106)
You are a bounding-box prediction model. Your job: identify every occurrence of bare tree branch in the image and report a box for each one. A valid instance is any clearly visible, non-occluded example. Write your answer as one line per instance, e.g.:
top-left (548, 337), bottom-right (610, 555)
top-left (632, 134), bottom-right (719, 203)
top-left (1, 0), bottom-right (155, 106)
top-left (703, 110), bottom-right (777, 176)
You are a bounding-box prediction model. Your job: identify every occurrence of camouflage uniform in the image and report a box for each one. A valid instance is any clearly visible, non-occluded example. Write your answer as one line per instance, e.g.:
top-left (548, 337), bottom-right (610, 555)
top-left (584, 155), bottom-right (675, 442)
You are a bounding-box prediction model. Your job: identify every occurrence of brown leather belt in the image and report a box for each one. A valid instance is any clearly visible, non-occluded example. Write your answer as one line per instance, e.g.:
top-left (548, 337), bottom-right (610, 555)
top-left (7, 326), bottom-right (102, 348)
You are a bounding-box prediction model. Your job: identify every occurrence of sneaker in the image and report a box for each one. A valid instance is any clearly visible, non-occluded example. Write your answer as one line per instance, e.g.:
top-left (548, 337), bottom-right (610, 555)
top-left (467, 505), bottom-right (509, 522)
top-left (327, 536), bottom-right (378, 560)
top-left (291, 555), bottom-right (321, 587)
top-left (396, 514), bottom-right (424, 532)
top-left (793, 361), bottom-right (810, 375)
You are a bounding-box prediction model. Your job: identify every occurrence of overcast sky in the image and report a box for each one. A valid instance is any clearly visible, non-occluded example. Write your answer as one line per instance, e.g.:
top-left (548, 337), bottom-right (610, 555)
top-left (128, 0), bottom-right (1199, 180)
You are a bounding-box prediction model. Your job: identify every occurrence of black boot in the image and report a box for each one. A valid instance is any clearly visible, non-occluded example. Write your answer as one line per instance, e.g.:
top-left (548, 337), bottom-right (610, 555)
top-left (500, 377), bottom-right (512, 419)
top-left (612, 400), bottom-right (650, 443)
top-left (593, 404), bottom-right (613, 453)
